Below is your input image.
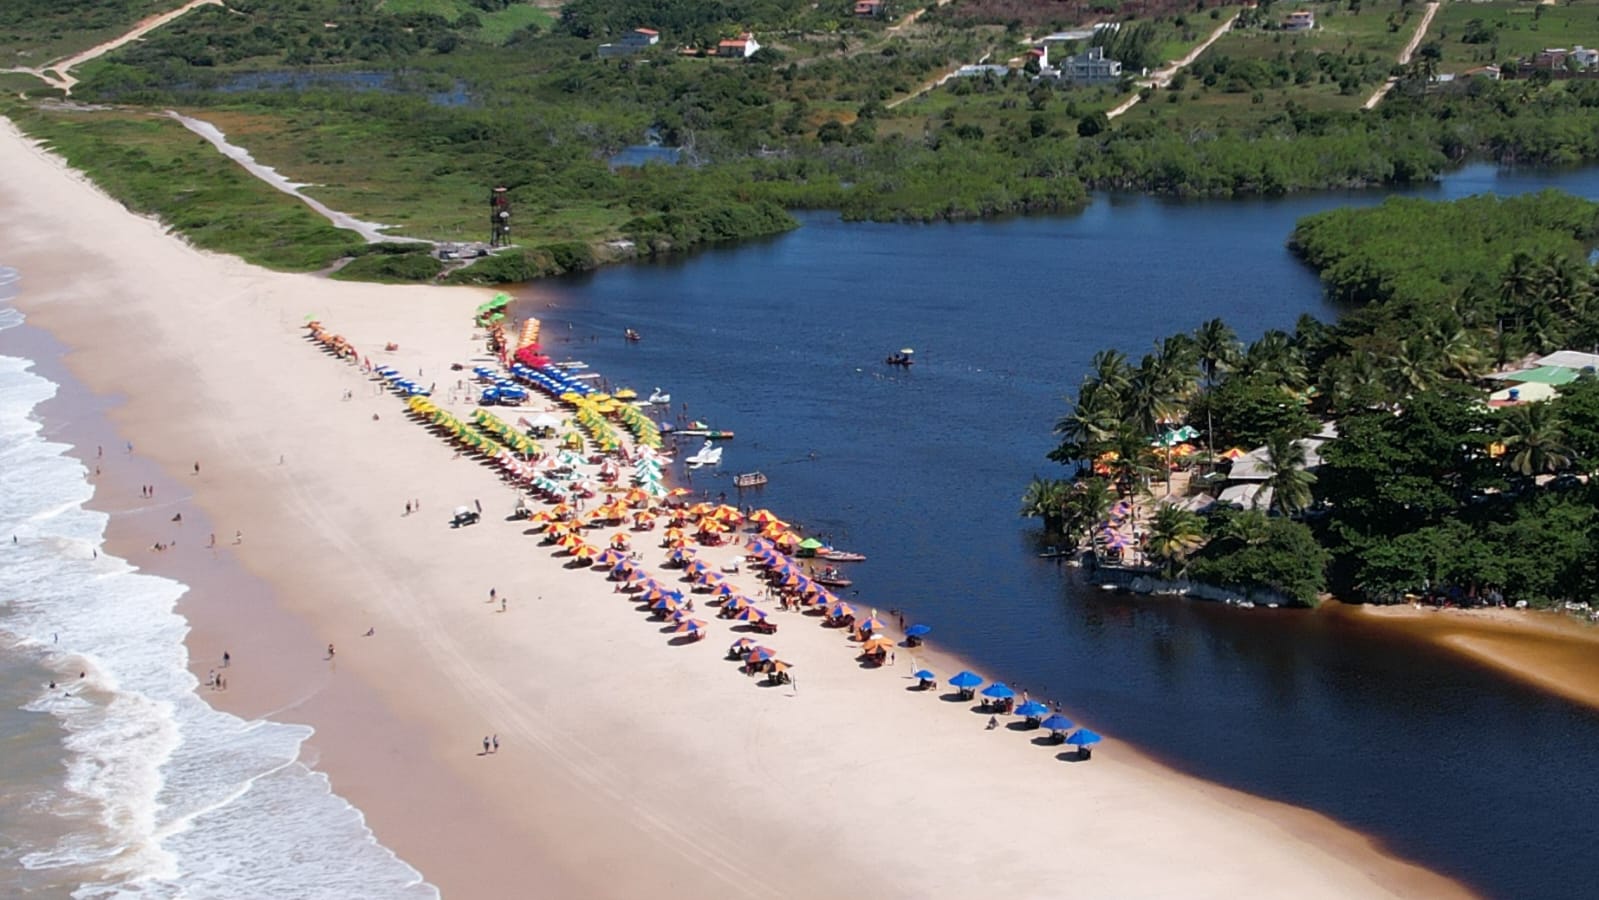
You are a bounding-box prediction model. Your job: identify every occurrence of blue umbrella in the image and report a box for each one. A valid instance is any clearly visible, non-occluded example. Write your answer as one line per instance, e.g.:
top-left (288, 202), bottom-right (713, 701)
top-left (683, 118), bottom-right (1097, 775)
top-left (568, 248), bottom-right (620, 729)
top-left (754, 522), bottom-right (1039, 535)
top-left (912, 669), bottom-right (935, 680)
top-left (905, 624), bottom-right (931, 637)
top-left (948, 671), bottom-right (983, 689)
top-left (1040, 714), bottom-right (1076, 732)
top-left (1016, 700), bottom-right (1050, 718)
top-left (1066, 729), bottom-right (1102, 746)
top-left (980, 682), bottom-right (1016, 700)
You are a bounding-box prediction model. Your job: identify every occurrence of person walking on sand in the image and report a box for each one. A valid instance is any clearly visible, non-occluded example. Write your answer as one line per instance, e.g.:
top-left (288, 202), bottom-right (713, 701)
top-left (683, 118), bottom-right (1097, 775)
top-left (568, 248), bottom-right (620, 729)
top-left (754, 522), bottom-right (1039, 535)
top-left (500, 597), bottom-right (507, 613)
top-left (234, 530), bottom-right (243, 544)
top-left (327, 643), bottom-right (335, 659)
top-left (208, 533), bottom-right (216, 548)
top-left (193, 462), bottom-right (200, 475)
top-left (223, 651), bottom-right (230, 668)
top-left (483, 736), bottom-right (491, 755)
top-left (492, 734), bottom-right (499, 753)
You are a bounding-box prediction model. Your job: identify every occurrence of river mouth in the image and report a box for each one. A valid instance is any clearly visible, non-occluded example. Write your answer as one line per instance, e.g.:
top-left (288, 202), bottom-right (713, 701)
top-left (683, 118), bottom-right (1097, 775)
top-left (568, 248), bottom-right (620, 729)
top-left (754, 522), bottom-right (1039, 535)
top-left (511, 162), bottom-right (1599, 899)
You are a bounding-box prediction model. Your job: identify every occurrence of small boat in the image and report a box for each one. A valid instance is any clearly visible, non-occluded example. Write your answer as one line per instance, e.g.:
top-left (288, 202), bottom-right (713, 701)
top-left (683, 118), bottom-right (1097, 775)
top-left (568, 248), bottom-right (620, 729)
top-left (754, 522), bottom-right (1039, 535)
top-left (684, 440), bottom-right (723, 469)
top-left (647, 388), bottom-right (671, 405)
top-left (885, 348), bottom-right (915, 367)
top-left (676, 428), bottom-right (735, 440)
top-left (733, 472), bottom-right (768, 488)
top-left (624, 329), bottom-right (642, 342)
top-left (820, 549), bottom-right (866, 563)
top-left (815, 572), bottom-right (854, 588)
top-left (1037, 548), bottom-right (1074, 559)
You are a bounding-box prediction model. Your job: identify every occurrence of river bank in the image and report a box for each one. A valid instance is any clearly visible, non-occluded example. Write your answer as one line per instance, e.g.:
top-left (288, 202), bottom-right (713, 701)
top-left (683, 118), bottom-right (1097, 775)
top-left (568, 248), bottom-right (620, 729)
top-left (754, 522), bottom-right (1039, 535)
top-left (1347, 603), bottom-right (1599, 714)
top-left (0, 115), bottom-right (1472, 898)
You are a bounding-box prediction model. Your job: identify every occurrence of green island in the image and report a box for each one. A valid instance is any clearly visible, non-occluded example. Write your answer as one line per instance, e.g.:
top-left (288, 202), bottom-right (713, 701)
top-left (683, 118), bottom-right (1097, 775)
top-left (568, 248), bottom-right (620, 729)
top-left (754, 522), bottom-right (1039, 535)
top-left (1030, 190), bottom-right (1599, 608)
top-left (2, 0), bottom-right (1599, 280)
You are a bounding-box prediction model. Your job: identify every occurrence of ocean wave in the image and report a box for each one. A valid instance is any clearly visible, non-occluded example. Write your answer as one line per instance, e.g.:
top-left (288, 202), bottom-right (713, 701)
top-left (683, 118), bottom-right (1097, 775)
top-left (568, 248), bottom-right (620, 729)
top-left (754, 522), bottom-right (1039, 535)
top-left (1, 291), bottom-right (437, 899)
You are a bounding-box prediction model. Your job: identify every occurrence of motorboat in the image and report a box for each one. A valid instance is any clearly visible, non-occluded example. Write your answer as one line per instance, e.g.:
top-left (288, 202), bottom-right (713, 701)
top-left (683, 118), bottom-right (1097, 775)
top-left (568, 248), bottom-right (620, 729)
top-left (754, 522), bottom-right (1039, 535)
top-left (820, 549), bottom-right (866, 562)
top-left (676, 421), bottom-right (735, 439)
top-left (624, 329), bottom-right (642, 342)
top-left (814, 568), bottom-right (853, 588)
top-left (733, 472), bottom-right (767, 488)
top-left (647, 388), bottom-right (671, 405)
top-left (885, 348), bottom-right (915, 367)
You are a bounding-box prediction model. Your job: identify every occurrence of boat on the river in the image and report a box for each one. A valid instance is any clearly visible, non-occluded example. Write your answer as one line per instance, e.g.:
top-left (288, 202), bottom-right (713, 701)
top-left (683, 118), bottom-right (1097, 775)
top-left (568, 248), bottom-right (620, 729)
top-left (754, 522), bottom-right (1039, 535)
top-left (684, 440), bottom-right (722, 468)
top-left (676, 421), bottom-right (735, 439)
top-left (885, 348), bottom-right (915, 367)
top-left (647, 388), bottom-right (671, 405)
top-left (815, 569), bottom-right (853, 588)
top-left (733, 471), bottom-right (768, 488)
top-left (624, 329), bottom-right (642, 342)
top-left (820, 549), bottom-right (866, 563)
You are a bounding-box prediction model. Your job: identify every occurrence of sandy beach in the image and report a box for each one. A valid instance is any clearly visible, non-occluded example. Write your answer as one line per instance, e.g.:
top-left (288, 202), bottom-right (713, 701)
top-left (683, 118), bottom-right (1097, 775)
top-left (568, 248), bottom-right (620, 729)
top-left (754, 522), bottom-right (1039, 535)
top-left (0, 115), bottom-right (1476, 899)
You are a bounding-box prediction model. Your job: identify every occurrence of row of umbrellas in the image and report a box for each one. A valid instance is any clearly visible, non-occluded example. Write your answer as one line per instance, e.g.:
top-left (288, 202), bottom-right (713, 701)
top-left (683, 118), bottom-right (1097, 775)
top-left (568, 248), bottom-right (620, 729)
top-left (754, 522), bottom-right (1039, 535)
top-left (938, 671), bottom-right (1103, 747)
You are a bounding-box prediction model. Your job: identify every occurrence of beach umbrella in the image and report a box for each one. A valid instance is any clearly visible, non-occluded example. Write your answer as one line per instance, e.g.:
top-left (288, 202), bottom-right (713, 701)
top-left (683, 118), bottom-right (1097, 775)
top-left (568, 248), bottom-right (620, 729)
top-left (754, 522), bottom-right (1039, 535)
top-left (826, 601), bottom-right (856, 620)
top-left (949, 671), bottom-right (983, 689)
top-left (1040, 714), bottom-right (1076, 733)
top-left (980, 682), bottom-right (1016, 700)
top-left (747, 646), bottom-right (777, 663)
top-left (734, 607), bottom-right (768, 622)
top-left (1016, 701), bottom-right (1050, 718)
top-left (912, 669), bottom-right (935, 681)
top-left (861, 636), bottom-right (895, 654)
top-left (650, 597), bottom-right (681, 613)
top-left (858, 615), bottom-right (886, 633)
top-left (798, 537), bottom-right (824, 550)
top-left (729, 637), bottom-right (757, 652)
top-left (674, 618), bottom-right (708, 634)
top-left (905, 624), bottom-right (932, 638)
top-left (1066, 729), bottom-right (1102, 747)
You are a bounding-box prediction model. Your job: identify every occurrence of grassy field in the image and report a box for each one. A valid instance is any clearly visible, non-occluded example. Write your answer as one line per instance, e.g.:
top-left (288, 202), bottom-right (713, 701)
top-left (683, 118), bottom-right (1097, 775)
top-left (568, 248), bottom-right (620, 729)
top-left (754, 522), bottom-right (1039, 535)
top-left (3, 103), bottom-right (364, 270)
top-left (175, 106), bottom-right (633, 246)
top-left (1431, 0), bottom-right (1599, 73)
top-left (1208, 1), bottom-right (1421, 63)
top-left (0, 0), bottom-right (186, 67)
top-left (379, 0), bottom-right (554, 43)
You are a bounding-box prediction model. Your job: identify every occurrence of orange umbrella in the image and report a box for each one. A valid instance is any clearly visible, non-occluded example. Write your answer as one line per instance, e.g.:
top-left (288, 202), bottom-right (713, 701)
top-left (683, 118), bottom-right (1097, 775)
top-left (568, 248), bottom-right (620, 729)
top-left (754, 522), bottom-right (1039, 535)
top-left (724, 595), bottom-right (752, 612)
top-left (862, 635), bottom-right (895, 653)
top-left (712, 504), bottom-right (743, 522)
top-left (749, 509), bottom-right (786, 526)
top-left (667, 487), bottom-right (692, 497)
top-left (610, 531), bottom-right (630, 548)
top-left (557, 533), bottom-right (583, 551)
top-left (696, 517), bottom-right (728, 533)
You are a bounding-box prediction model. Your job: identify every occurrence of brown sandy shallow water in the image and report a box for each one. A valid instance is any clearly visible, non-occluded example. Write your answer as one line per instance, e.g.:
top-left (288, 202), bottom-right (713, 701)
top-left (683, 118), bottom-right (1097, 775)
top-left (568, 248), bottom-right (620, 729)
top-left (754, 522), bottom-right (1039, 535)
top-left (1340, 603), bottom-right (1599, 715)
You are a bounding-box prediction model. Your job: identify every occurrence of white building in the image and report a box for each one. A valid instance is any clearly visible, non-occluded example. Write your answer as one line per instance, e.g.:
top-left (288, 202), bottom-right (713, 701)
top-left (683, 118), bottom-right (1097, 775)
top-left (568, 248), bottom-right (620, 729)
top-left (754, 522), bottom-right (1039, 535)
top-left (1058, 47), bottom-right (1122, 84)
top-left (599, 28), bottom-right (659, 58)
top-left (717, 32), bottom-right (760, 59)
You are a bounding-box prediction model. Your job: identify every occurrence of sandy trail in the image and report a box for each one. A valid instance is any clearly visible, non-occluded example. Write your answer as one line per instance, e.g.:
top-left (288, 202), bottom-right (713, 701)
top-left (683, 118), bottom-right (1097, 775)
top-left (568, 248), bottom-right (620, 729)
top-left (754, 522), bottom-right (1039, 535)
top-left (1109, 14), bottom-right (1238, 120)
top-left (1364, 2), bottom-right (1442, 110)
top-left (16, 0), bottom-right (222, 93)
top-left (167, 111), bottom-right (429, 244)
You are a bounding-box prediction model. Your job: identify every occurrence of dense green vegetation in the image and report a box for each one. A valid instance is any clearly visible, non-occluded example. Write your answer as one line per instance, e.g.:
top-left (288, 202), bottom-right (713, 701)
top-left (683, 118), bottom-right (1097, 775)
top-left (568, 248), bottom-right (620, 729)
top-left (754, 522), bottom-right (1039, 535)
top-left (1030, 191), bottom-right (1599, 609)
top-left (4, 103), bottom-right (364, 270)
top-left (0, 0), bottom-right (181, 64)
top-left (3, 0), bottom-right (1599, 284)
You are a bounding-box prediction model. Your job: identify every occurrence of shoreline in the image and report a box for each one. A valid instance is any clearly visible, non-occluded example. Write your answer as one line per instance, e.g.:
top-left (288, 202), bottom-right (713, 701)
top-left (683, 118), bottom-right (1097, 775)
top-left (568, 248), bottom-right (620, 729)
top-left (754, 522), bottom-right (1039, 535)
top-left (1, 114), bottom-right (1478, 898)
top-left (1342, 602), bottom-right (1599, 714)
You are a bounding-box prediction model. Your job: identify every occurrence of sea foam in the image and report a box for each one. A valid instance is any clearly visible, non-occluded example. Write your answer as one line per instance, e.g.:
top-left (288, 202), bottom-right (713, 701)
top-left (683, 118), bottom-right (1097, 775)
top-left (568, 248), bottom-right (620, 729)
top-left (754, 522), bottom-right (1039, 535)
top-left (1, 271), bottom-right (437, 899)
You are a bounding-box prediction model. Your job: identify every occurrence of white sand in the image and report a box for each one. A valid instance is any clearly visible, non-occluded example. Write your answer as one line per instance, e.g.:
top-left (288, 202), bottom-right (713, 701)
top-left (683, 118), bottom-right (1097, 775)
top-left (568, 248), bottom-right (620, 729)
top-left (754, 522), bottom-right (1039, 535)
top-left (0, 116), bottom-right (1471, 899)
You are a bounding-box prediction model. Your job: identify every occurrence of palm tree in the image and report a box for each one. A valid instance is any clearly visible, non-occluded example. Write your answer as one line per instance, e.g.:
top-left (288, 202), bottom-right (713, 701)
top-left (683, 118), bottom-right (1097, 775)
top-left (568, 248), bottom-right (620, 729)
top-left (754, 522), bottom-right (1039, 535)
top-left (1052, 379), bottom-right (1122, 466)
top-left (1106, 425), bottom-right (1159, 498)
top-left (1062, 477), bottom-right (1116, 549)
top-left (1499, 403), bottom-right (1572, 480)
top-left (1088, 349), bottom-right (1133, 398)
top-left (1020, 477), bottom-right (1071, 534)
top-left (1237, 330), bottom-right (1308, 390)
top-left (1261, 430), bottom-right (1316, 516)
top-left (1126, 355), bottom-right (1182, 438)
top-left (1223, 509), bottom-right (1273, 548)
top-left (1194, 317), bottom-right (1240, 461)
top-left (1146, 506), bottom-right (1207, 578)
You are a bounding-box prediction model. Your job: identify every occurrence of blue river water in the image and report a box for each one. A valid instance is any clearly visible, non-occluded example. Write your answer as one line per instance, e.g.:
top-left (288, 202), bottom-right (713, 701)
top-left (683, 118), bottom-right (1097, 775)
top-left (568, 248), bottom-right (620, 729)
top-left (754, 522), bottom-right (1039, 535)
top-left (513, 164), bottom-right (1599, 900)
